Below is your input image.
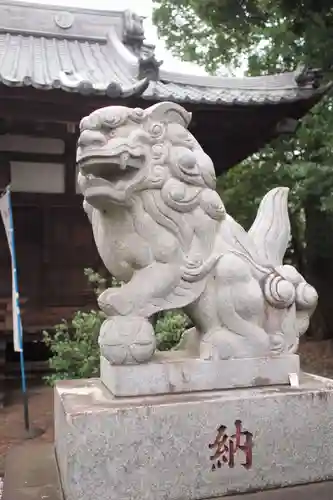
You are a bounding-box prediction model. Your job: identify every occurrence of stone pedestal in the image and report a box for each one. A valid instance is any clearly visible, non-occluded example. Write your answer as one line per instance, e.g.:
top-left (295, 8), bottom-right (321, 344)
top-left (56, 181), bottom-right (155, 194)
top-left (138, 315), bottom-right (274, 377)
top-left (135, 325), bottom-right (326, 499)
top-left (55, 372), bottom-right (333, 500)
top-left (100, 353), bottom-right (300, 397)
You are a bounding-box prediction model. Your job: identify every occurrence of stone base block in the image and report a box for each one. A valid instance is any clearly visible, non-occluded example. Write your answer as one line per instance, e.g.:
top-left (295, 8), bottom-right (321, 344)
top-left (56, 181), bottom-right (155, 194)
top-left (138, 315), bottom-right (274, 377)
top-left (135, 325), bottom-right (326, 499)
top-left (100, 352), bottom-right (300, 397)
top-left (55, 373), bottom-right (333, 500)
top-left (5, 444), bottom-right (333, 500)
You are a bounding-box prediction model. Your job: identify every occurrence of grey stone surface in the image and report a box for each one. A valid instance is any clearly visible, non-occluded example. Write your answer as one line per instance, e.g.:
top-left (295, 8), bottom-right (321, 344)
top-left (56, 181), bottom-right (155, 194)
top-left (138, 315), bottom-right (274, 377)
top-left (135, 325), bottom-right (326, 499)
top-left (100, 352), bottom-right (300, 397)
top-left (3, 442), bottom-right (63, 500)
top-left (231, 481), bottom-right (333, 499)
top-left (5, 442), bottom-right (333, 500)
top-left (55, 373), bottom-right (333, 500)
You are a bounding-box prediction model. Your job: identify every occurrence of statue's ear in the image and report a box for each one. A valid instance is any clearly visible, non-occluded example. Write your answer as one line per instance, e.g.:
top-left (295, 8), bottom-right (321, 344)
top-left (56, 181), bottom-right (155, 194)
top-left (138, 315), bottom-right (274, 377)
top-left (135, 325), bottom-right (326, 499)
top-left (145, 102), bottom-right (192, 128)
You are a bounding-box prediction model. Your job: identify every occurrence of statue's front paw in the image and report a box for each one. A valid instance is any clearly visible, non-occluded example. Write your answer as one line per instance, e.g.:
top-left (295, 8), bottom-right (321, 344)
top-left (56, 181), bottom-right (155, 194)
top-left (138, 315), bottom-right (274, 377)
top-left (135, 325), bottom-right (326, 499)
top-left (99, 316), bottom-right (156, 365)
top-left (98, 288), bottom-right (134, 316)
top-left (269, 332), bottom-right (285, 355)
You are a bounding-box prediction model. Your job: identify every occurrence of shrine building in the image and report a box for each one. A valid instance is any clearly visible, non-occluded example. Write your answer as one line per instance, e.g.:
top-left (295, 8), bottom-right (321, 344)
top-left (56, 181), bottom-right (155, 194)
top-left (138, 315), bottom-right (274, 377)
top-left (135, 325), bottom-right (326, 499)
top-left (0, 0), bottom-right (330, 400)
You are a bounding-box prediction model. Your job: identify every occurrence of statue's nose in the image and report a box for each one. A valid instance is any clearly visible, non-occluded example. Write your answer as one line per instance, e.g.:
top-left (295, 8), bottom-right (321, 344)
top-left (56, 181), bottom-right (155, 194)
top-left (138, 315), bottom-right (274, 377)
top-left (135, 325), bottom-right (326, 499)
top-left (77, 130), bottom-right (107, 148)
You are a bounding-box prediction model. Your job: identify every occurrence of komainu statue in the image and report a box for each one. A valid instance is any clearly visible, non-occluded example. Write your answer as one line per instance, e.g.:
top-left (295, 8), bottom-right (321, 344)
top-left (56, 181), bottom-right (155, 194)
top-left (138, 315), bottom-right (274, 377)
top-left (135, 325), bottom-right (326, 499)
top-left (77, 102), bottom-right (318, 364)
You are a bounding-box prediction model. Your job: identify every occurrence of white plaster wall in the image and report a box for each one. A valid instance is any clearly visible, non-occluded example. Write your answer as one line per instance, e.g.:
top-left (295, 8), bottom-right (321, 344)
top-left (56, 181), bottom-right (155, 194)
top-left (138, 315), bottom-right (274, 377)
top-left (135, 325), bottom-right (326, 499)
top-left (10, 162), bottom-right (65, 193)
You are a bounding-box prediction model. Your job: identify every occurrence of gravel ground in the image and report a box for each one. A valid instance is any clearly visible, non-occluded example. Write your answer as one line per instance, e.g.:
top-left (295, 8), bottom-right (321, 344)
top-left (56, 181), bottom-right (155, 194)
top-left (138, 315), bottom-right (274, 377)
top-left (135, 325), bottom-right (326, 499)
top-left (0, 385), bottom-right (53, 475)
top-left (299, 339), bottom-right (333, 378)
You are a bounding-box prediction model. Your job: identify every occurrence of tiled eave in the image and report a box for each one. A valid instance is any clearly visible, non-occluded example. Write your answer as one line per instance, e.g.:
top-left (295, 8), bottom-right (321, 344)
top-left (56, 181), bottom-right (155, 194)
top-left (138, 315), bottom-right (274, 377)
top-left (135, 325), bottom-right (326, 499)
top-left (0, 0), bottom-right (329, 105)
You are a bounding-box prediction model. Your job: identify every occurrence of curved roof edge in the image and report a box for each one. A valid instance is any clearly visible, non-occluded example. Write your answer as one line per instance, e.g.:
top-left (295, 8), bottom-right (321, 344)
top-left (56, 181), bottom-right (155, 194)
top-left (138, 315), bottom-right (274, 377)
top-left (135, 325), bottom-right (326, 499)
top-left (0, 0), bottom-right (329, 105)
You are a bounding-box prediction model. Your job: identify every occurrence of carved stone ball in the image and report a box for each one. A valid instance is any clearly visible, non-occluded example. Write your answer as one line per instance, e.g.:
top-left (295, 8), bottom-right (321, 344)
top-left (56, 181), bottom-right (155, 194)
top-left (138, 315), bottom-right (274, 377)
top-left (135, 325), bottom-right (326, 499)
top-left (264, 274), bottom-right (296, 309)
top-left (295, 282), bottom-right (318, 310)
top-left (99, 316), bottom-right (156, 365)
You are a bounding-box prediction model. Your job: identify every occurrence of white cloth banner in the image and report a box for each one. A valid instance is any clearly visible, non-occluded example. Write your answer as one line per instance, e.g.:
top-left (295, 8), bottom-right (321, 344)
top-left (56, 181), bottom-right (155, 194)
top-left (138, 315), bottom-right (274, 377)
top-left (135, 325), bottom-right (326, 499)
top-left (0, 190), bottom-right (11, 252)
top-left (0, 189), bottom-right (22, 352)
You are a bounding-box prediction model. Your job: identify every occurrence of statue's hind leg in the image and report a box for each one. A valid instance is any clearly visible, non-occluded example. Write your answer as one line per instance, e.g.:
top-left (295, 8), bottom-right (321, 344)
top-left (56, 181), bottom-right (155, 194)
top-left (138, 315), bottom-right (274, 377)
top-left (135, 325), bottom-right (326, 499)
top-left (186, 254), bottom-right (270, 360)
top-left (185, 284), bottom-right (252, 360)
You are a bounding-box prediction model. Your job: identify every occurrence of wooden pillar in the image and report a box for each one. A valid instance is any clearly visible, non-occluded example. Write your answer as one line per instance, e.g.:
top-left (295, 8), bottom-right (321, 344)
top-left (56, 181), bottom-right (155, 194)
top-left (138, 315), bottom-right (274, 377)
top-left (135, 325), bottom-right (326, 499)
top-left (0, 153), bottom-right (11, 191)
top-left (0, 155), bottom-right (10, 405)
top-left (64, 128), bottom-right (78, 195)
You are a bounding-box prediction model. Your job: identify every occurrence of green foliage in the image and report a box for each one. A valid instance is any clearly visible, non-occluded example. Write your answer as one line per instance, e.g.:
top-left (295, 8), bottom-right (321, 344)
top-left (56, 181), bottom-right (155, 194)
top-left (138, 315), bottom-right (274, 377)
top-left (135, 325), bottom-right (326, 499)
top-left (43, 309), bottom-right (104, 385)
top-left (44, 269), bottom-right (190, 384)
top-left (153, 0), bottom-right (333, 72)
top-left (43, 268), bottom-right (108, 385)
top-left (155, 311), bottom-right (191, 351)
top-left (84, 267), bottom-right (121, 294)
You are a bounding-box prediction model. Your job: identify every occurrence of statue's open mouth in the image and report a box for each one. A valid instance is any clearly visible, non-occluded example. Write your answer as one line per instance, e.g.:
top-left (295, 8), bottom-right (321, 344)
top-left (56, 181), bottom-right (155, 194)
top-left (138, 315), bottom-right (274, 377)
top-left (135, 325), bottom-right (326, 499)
top-left (77, 151), bottom-right (144, 204)
top-left (79, 150), bottom-right (143, 177)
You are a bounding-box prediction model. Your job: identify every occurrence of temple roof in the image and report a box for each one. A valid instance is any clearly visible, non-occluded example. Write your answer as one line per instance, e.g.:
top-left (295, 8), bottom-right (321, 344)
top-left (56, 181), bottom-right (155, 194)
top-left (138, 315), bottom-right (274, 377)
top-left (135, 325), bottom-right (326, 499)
top-left (0, 0), bottom-right (329, 105)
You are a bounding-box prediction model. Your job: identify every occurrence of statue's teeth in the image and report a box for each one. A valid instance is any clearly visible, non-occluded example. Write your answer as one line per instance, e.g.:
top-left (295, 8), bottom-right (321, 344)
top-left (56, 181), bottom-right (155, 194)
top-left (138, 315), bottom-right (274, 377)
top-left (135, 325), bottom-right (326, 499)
top-left (119, 152), bottom-right (129, 169)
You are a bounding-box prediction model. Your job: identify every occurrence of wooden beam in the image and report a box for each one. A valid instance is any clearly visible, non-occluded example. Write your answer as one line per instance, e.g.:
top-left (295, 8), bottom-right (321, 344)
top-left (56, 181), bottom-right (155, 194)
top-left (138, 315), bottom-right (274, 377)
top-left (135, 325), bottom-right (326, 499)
top-left (2, 152), bottom-right (65, 164)
top-left (0, 98), bottom-right (84, 124)
top-left (64, 135), bottom-right (77, 194)
top-left (0, 84), bottom-right (115, 105)
top-left (0, 86), bottom-right (130, 124)
top-left (0, 85), bottom-right (147, 110)
top-left (3, 120), bottom-right (69, 139)
top-left (0, 158), bottom-right (10, 191)
top-left (11, 192), bottom-right (82, 207)
top-left (0, 82), bottom-right (320, 116)
top-left (0, 86), bottom-right (250, 125)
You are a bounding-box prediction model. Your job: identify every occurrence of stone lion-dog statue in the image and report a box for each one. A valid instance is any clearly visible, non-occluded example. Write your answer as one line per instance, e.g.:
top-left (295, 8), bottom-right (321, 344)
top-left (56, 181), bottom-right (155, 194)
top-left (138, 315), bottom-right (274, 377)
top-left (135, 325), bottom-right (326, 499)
top-left (76, 102), bottom-right (317, 364)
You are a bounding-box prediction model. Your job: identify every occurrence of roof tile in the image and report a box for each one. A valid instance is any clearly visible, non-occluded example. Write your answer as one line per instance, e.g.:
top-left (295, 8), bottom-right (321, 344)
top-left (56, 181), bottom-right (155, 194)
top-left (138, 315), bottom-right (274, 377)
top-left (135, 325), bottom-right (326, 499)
top-left (0, 33), bottom-right (138, 93)
top-left (0, 2), bottom-right (328, 105)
